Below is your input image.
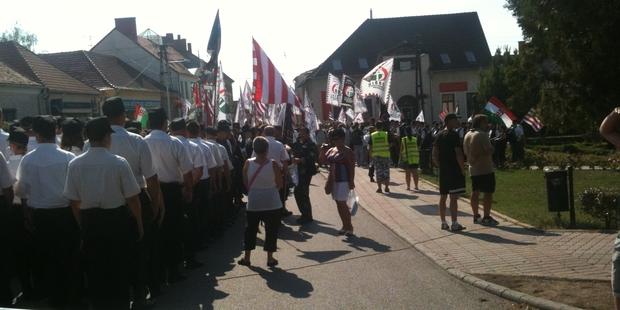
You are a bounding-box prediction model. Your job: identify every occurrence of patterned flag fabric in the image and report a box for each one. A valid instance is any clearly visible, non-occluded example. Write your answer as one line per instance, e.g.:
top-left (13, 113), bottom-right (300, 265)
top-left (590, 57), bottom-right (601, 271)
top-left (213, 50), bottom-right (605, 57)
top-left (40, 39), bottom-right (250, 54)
top-left (134, 104), bottom-right (148, 129)
top-left (361, 58), bottom-right (394, 104)
top-left (523, 108), bottom-right (544, 132)
top-left (215, 62), bottom-right (230, 121)
top-left (303, 91), bottom-right (319, 132)
top-left (326, 73), bottom-right (341, 106)
top-left (340, 74), bottom-right (356, 106)
top-left (484, 97), bottom-right (517, 128)
top-left (353, 86), bottom-right (367, 113)
top-left (386, 94), bottom-right (401, 121)
top-left (252, 39), bottom-right (299, 107)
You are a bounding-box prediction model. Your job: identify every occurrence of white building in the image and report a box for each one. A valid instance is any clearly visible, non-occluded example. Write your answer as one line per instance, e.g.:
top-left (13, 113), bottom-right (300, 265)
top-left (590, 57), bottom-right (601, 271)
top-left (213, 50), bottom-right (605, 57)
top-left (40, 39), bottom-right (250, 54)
top-left (294, 12), bottom-right (492, 123)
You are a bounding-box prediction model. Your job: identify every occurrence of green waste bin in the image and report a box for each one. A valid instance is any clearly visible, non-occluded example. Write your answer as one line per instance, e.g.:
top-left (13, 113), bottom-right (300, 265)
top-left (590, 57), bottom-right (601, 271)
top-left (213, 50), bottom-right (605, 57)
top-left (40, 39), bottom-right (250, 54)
top-left (545, 170), bottom-right (569, 212)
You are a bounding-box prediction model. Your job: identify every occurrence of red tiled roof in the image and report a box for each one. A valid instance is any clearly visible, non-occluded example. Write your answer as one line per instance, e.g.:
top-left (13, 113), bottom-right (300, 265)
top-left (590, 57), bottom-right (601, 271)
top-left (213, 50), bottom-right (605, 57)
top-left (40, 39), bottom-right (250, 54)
top-left (0, 61), bottom-right (41, 87)
top-left (41, 51), bottom-right (164, 92)
top-left (0, 41), bottom-right (99, 95)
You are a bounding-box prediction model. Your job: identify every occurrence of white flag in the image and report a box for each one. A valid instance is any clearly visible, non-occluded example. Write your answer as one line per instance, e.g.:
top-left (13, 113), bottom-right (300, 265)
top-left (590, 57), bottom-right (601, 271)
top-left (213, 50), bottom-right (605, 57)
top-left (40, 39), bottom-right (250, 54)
top-left (386, 94), bottom-right (401, 121)
top-left (216, 62), bottom-right (230, 121)
top-left (415, 110), bottom-right (425, 123)
top-left (353, 86), bottom-right (367, 113)
top-left (338, 108), bottom-right (347, 124)
top-left (345, 107), bottom-right (355, 120)
top-left (326, 73), bottom-right (341, 106)
top-left (361, 58), bottom-right (394, 104)
top-left (353, 112), bottom-right (364, 124)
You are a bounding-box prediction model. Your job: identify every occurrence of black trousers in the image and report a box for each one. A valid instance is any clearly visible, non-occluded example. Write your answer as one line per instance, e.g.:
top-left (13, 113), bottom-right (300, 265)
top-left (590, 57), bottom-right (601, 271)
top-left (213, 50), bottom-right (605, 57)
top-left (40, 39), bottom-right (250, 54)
top-left (31, 207), bottom-right (80, 307)
top-left (160, 183), bottom-right (184, 275)
top-left (81, 206), bottom-right (135, 310)
top-left (294, 174), bottom-right (313, 220)
top-left (0, 198), bottom-right (12, 306)
top-left (131, 190), bottom-right (155, 307)
top-left (197, 178), bottom-right (211, 242)
top-left (244, 209), bottom-right (281, 252)
top-left (186, 179), bottom-right (208, 259)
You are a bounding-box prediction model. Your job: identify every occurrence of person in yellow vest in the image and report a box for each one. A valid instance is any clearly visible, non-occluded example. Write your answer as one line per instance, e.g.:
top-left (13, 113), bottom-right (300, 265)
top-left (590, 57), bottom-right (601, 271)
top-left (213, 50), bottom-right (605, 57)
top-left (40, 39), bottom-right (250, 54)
top-left (369, 121), bottom-right (392, 193)
top-left (399, 131), bottom-right (420, 191)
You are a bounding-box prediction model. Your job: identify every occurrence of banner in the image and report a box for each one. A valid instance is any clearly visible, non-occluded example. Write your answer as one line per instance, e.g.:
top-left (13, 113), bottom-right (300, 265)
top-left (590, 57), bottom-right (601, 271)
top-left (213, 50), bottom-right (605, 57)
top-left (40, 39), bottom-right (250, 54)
top-left (361, 58), bottom-right (394, 104)
top-left (415, 110), bottom-right (425, 123)
top-left (340, 74), bottom-right (356, 106)
top-left (326, 73), bottom-right (341, 106)
top-left (353, 86), bottom-right (367, 113)
top-left (386, 94), bottom-right (401, 121)
top-left (484, 96), bottom-right (517, 128)
top-left (215, 62), bottom-right (230, 121)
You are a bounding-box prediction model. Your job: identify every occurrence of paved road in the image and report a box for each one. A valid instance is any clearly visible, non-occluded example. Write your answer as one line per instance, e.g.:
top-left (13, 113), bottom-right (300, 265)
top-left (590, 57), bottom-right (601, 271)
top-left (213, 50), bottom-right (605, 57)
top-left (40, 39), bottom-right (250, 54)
top-left (155, 179), bottom-right (521, 309)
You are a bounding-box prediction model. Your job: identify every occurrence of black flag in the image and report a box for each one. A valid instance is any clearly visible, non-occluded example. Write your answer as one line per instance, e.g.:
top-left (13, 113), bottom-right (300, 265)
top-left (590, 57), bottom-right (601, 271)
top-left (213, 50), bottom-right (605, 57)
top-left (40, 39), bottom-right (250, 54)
top-left (206, 10), bottom-right (221, 70)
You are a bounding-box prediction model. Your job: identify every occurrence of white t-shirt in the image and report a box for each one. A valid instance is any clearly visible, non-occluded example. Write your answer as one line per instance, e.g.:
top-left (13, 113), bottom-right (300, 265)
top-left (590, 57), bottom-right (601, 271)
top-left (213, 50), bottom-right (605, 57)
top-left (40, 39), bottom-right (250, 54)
top-left (0, 152), bottom-right (14, 194)
top-left (191, 138), bottom-right (218, 180)
top-left (252, 136), bottom-right (289, 167)
top-left (0, 129), bottom-right (9, 160)
top-left (144, 130), bottom-right (193, 183)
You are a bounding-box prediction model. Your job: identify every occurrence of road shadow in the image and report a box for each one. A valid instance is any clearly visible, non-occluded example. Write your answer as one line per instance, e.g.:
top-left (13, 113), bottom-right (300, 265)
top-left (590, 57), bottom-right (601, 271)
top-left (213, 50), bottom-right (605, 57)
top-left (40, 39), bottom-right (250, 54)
top-left (494, 225), bottom-right (560, 237)
top-left (384, 192), bottom-right (418, 200)
top-left (343, 234), bottom-right (391, 252)
top-left (414, 189), bottom-right (440, 196)
top-left (249, 266), bottom-right (314, 299)
top-left (409, 204), bottom-right (469, 217)
top-left (278, 224), bottom-right (313, 242)
top-left (298, 220), bottom-right (343, 237)
top-left (459, 231), bottom-right (536, 245)
top-left (298, 250), bottom-right (352, 263)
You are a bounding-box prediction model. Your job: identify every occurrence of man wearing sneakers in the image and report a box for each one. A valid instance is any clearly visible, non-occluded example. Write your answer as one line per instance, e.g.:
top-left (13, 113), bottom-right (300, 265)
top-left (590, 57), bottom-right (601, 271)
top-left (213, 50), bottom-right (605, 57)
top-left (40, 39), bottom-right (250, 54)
top-left (432, 113), bottom-right (466, 232)
top-left (464, 115), bottom-right (499, 226)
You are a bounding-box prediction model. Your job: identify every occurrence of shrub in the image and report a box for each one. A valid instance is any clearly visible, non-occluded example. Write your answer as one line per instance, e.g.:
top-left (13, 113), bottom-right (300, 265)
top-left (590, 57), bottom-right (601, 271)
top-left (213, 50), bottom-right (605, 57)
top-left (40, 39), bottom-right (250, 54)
top-left (579, 187), bottom-right (620, 229)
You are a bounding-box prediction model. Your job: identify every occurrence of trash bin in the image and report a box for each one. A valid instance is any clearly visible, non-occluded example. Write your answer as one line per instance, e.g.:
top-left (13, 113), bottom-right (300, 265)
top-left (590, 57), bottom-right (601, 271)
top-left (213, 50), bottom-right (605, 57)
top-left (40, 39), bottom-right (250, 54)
top-left (545, 170), bottom-right (569, 212)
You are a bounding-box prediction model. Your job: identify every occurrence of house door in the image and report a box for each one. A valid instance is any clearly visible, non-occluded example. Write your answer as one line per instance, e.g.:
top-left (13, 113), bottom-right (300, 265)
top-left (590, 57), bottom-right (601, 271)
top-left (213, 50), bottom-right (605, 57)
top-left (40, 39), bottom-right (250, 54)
top-left (397, 95), bottom-right (418, 121)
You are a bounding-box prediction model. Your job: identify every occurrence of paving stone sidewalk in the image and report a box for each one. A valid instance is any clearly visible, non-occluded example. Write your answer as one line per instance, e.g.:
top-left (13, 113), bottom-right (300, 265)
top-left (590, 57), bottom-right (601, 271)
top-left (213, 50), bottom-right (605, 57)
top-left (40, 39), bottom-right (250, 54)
top-left (321, 167), bottom-right (615, 281)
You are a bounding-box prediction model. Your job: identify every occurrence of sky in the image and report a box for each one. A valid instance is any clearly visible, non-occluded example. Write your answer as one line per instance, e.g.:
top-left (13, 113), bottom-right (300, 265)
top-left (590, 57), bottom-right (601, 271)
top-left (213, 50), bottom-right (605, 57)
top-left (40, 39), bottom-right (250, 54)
top-left (1, 0), bottom-right (522, 99)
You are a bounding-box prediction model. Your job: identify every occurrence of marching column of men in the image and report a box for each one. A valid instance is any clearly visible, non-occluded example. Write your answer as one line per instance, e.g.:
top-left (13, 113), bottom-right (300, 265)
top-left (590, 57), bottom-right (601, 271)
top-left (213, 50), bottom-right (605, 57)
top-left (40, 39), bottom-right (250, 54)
top-left (0, 97), bottom-right (247, 309)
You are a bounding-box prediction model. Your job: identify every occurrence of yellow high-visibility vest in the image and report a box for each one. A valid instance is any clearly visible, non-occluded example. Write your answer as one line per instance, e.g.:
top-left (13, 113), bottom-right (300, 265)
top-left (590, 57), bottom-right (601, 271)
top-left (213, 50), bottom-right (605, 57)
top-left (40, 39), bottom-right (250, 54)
top-left (401, 136), bottom-right (419, 165)
top-left (371, 131), bottom-right (390, 158)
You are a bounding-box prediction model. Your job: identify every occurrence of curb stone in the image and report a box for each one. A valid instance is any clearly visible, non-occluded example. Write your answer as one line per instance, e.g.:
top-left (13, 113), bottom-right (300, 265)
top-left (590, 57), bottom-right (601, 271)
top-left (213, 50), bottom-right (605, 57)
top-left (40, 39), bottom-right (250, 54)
top-left (318, 168), bottom-right (585, 309)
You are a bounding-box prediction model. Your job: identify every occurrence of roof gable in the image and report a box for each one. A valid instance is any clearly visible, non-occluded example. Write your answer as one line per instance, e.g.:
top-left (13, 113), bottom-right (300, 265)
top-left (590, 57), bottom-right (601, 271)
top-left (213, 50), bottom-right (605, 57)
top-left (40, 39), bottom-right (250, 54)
top-left (0, 41), bottom-right (99, 95)
top-left (0, 61), bottom-right (41, 87)
top-left (311, 12), bottom-right (491, 78)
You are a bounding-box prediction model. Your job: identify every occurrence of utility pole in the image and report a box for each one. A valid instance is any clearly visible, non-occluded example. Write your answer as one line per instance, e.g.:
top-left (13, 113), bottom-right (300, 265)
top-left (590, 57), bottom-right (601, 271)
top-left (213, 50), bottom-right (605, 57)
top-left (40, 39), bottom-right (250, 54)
top-left (159, 43), bottom-right (171, 119)
top-left (414, 38), bottom-right (425, 121)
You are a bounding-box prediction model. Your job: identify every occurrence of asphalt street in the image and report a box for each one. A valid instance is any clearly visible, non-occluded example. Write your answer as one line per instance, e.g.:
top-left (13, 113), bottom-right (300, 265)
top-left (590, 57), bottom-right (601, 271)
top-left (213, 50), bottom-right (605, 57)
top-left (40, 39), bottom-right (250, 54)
top-left (155, 180), bottom-right (522, 309)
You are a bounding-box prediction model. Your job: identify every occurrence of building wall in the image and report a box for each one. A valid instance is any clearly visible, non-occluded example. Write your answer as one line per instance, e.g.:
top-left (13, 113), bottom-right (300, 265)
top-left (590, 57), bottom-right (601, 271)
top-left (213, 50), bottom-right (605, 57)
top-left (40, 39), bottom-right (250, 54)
top-left (0, 86), bottom-right (43, 120)
top-left (48, 92), bottom-right (98, 116)
top-left (428, 68), bottom-right (483, 122)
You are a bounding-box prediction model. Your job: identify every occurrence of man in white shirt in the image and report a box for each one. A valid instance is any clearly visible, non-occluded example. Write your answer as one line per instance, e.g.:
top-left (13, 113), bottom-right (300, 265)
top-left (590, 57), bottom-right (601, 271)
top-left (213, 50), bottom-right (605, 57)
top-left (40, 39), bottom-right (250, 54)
top-left (15, 116), bottom-right (78, 307)
top-left (0, 151), bottom-right (14, 307)
top-left (187, 121), bottom-right (218, 247)
top-left (205, 127), bottom-right (231, 233)
top-left (144, 108), bottom-right (193, 283)
top-left (101, 97), bottom-right (163, 305)
top-left (64, 117), bottom-right (143, 310)
top-left (0, 108), bottom-right (10, 160)
top-left (169, 118), bottom-right (205, 269)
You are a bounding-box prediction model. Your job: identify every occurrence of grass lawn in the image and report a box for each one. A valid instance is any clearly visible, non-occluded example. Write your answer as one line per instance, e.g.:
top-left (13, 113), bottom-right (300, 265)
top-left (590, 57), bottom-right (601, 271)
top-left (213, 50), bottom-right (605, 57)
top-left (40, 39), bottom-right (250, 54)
top-left (422, 169), bottom-right (620, 230)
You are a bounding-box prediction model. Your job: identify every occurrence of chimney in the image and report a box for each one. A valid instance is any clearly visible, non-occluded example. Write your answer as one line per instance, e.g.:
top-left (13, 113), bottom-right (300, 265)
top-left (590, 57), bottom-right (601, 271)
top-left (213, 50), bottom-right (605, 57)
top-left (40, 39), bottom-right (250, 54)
top-left (177, 35), bottom-right (181, 40)
top-left (114, 17), bottom-right (137, 41)
top-left (163, 33), bottom-right (173, 44)
top-left (187, 43), bottom-right (192, 54)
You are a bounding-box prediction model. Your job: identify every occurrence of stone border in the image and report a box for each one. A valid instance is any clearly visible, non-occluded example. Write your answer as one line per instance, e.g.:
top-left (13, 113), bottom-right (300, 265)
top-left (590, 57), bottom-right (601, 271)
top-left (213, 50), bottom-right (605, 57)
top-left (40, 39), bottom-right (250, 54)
top-left (318, 169), bottom-right (584, 310)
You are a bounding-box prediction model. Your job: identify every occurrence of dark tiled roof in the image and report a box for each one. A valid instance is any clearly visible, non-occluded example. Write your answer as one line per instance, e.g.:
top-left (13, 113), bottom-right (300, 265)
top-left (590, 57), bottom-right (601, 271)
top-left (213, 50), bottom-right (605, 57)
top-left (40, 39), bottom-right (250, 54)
top-left (41, 51), bottom-right (164, 92)
top-left (305, 12), bottom-right (491, 80)
top-left (136, 37), bottom-right (194, 77)
top-left (0, 41), bottom-right (99, 95)
top-left (0, 61), bottom-right (41, 87)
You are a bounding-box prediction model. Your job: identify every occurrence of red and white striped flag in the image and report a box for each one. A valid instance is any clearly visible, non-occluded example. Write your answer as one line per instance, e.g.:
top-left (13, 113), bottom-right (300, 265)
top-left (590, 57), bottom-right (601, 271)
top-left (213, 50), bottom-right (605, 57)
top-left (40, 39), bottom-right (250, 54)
top-left (252, 38), bottom-right (300, 108)
top-left (523, 108), bottom-right (543, 132)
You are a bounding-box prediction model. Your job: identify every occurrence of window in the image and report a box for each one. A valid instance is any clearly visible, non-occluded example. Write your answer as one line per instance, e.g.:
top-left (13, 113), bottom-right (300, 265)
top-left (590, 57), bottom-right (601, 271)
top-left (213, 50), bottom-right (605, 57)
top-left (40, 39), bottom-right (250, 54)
top-left (440, 53), bottom-right (451, 64)
top-left (332, 59), bottom-right (342, 71)
top-left (465, 51), bottom-right (476, 63)
top-left (396, 57), bottom-right (415, 71)
top-left (441, 93), bottom-right (456, 113)
top-left (2, 108), bottom-right (16, 121)
top-left (358, 58), bottom-right (368, 69)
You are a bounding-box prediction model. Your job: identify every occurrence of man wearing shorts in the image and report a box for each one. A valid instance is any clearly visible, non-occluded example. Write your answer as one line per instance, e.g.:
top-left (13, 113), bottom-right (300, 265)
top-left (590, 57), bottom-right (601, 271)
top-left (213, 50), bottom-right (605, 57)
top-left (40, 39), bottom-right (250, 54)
top-left (432, 114), bottom-right (466, 232)
top-left (464, 114), bottom-right (499, 226)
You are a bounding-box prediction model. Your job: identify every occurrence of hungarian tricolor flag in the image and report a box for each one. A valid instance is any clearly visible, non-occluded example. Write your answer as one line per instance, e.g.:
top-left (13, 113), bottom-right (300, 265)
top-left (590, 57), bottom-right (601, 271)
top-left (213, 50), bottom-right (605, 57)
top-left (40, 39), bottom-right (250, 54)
top-left (134, 104), bottom-right (148, 129)
top-left (484, 97), bottom-right (517, 128)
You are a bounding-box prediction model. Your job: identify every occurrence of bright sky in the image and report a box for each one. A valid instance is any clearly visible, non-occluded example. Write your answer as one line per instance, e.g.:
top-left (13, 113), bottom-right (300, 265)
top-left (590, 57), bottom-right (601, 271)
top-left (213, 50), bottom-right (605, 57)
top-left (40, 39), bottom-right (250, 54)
top-left (2, 0), bottom-right (522, 99)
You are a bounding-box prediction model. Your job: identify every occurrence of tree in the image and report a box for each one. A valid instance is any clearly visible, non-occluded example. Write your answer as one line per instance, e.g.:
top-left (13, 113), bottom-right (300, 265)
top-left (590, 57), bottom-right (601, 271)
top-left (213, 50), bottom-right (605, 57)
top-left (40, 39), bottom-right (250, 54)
top-left (505, 0), bottom-right (620, 133)
top-left (0, 23), bottom-right (38, 51)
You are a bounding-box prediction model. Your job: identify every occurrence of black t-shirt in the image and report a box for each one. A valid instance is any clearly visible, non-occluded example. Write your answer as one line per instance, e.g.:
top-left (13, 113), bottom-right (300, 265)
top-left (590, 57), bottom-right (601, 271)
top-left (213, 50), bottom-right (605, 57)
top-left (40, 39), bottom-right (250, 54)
top-left (434, 129), bottom-right (462, 173)
top-left (351, 129), bottom-right (364, 146)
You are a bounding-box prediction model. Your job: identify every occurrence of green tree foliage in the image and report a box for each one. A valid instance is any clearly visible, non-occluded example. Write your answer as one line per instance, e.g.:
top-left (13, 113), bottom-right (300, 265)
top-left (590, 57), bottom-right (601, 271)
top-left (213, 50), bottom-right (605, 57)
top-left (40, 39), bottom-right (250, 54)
top-left (505, 0), bottom-right (620, 133)
top-left (0, 23), bottom-right (38, 51)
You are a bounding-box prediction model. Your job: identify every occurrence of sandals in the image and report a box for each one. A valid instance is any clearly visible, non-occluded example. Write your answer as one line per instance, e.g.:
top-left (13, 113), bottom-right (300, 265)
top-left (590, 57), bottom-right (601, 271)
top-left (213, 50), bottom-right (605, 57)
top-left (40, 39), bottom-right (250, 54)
top-left (267, 259), bottom-right (279, 267)
top-left (237, 258), bottom-right (251, 266)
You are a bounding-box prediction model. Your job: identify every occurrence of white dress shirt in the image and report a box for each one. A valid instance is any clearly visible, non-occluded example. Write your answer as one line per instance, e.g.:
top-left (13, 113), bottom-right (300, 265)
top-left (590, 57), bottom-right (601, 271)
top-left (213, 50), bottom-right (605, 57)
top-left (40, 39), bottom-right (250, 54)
top-left (207, 139), bottom-right (230, 169)
top-left (144, 130), bottom-right (193, 183)
top-left (27, 136), bottom-right (38, 153)
top-left (175, 136), bottom-right (205, 170)
top-left (64, 147), bottom-right (141, 209)
top-left (253, 136), bottom-right (289, 167)
top-left (191, 138), bottom-right (218, 180)
top-left (0, 152), bottom-right (14, 194)
top-left (15, 143), bottom-right (75, 209)
top-left (204, 139), bottom-right (224, 167)
top-left (0, 129), bottom-right (9, 160)
top-left (98, 125), bottom-right (155, 188)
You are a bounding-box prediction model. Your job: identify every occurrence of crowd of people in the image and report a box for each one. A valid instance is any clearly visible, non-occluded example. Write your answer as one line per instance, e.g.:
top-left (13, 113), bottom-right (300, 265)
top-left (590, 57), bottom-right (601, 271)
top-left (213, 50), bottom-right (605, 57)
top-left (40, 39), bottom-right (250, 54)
top-left (0, 95), bottom-right (530, 309)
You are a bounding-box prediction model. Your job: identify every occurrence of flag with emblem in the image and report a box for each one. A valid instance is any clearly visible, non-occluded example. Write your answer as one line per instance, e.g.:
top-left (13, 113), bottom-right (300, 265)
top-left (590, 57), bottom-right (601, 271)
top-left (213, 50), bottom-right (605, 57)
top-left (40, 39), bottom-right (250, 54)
top-left (326, 73), bottom-right (341, 106)
top-left (134, 104), bottom-right (148, 129)
top-left (340, 74), bottom-right (356, 106)
top-left (484, 97), bottom-right (517, 128)
top-left (361, 58), bottom-right (394, 104)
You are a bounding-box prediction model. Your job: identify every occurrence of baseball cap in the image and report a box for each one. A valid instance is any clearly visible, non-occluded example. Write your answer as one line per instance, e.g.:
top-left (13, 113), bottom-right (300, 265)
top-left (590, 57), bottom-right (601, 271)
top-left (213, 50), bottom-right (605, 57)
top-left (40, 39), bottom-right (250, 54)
top-left (444, 113), bottom-right (459, 122)
top-left (102, 97), bottom-right (125, 117)
top-left (169, 118), bottom-right (187, 132)
top-left (85, 117), bottom-right (115, 142)
top-left (8, 127), bottom-right (28, 146)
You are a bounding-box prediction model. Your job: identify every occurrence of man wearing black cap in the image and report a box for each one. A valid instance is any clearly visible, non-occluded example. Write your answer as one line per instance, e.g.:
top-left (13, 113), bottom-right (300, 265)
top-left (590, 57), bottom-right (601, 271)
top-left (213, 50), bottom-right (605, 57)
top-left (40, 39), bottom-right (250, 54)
top-left (14, 116), bottom-right (79, 307)
top-left (169, 118), bottom-right (205, 269)
top-left (144, 109), bottom-right (193, 283)
top-left (100, 96), bottom-right (163, 306)
top-left (7, 127), bottom-right (28, 178)
top-left (432, 113), bottom-right (466, 232)
top-left (64, 117), bottom-right (143, 310)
